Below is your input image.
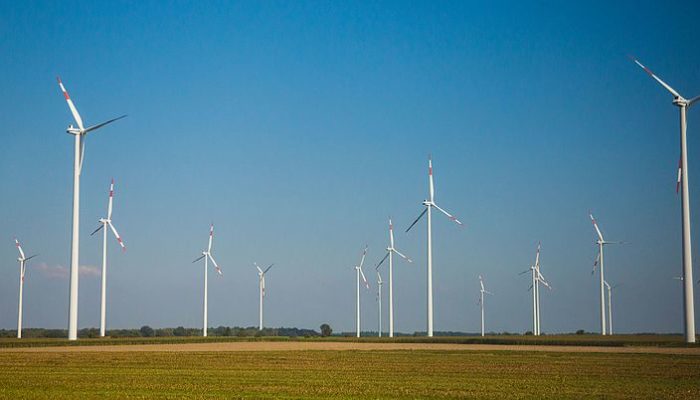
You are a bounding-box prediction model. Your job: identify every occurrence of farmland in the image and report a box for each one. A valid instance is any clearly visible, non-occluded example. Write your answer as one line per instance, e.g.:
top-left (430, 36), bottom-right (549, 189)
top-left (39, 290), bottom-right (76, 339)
top-left (0, 338), bottom-right (698, 399)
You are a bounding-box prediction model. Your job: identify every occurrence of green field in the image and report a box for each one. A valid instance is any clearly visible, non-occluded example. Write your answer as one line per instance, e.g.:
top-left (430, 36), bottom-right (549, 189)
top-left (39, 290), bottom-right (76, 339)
top-left (0, 349), bottom-right (698, 399)
top-left (0, 333), bottom-right (697, 348)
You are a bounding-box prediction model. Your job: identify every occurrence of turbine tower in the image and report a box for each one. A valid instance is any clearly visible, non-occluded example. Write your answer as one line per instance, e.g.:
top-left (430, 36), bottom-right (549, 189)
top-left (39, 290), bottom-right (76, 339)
top-left (406, 155), bottom-right (463, 337)
top-left (90, 179), bottom-right (126, 337)
top-left (375, 218), bottom-right (412, 337)
top-left (57, 78), bottom-right (126, 340)
top-left (590, 213), bottom-right (621, 335)
top-left (14, 238), bottom-right (37, 339)
top-left (254, 262), bottom-right (274, 331)
top-left (376, 270), bottom-right (383, 337)
top-left (354, 246), bottom-right (370, 338)
top-left (631, 57), bottom-right (698, 343)
top-left (192, 224), bottom-right (223, 337)
top-left (478, 275), bottom-right (492, 337)
top-left (604, 281), bottom-right (620, 335)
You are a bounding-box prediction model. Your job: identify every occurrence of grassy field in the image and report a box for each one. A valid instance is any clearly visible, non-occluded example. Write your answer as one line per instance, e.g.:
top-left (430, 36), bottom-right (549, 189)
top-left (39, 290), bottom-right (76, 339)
top-left (0, 349), bottom-right (698, 399)
top-left (0, 333), bottom-right (697, 348)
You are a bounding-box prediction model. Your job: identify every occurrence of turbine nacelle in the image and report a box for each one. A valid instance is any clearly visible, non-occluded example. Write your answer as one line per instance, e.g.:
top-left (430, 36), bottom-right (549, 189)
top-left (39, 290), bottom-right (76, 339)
top-left (66, 124), bottom-right (81, 135)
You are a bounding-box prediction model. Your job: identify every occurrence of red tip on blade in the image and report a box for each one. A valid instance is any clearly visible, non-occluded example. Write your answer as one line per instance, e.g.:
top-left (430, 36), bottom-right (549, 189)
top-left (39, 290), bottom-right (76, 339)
top-left (429, 167), bottom-right (433, 176)
top-left (56, 76), bottom-right (62, 84)
top-left (63, 91), bottom-right (70, 100)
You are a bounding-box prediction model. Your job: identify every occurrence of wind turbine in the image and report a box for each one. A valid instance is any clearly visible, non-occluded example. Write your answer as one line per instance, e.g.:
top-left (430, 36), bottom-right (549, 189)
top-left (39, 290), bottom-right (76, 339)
top-left (57, 78), bottom-right (126, 341)
top-left (254, 262), bottom-right (274, 331)
top-left (519, 242), bottom-right (550, 336)
top-left (14, 238), bottom-right (37, 339)
top-left (354, 246), bottom-right (370, 338)
top-left (90, 179), bottom-right (126, 337)
top-left (376, 269), bottom-right (383, 337)
top-left (192, 224), bottom-right (223, 337)
top-left (478, 275), bottom-right (492, 337)
top-left (406, 156), bottom-right (463, 337)
top-left (603, 281), bottom-right (620, 335)
top-left (631, 57), bottom-right (699, 343)
top-left (375, 218), bottom-right (412, 337)
top-left (590, 213), bottom-right (621, 335)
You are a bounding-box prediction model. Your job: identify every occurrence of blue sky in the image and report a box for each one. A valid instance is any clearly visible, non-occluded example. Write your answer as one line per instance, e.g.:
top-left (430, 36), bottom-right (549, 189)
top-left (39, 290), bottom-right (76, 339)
top-left (1, 1), bottom-right (700, 334)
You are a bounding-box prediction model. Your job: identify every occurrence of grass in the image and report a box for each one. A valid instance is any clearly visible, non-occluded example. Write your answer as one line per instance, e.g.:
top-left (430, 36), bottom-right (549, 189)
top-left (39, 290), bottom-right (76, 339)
top-left (0, 333), bottom-right (697, 348)
top-left (0, 350), bottom-right (698, 399)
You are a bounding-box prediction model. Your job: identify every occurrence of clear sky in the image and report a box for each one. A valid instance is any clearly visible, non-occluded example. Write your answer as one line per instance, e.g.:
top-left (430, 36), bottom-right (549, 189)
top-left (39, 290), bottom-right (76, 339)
top-left (1, 1), bottom-right (699, 335)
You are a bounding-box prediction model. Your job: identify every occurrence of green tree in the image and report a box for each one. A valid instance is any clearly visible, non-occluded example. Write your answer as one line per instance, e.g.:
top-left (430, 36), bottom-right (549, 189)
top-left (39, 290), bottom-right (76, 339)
top-left (140, 326), bottom-right (155, 337)
top-left (320, 323), bottom-right (332, 337)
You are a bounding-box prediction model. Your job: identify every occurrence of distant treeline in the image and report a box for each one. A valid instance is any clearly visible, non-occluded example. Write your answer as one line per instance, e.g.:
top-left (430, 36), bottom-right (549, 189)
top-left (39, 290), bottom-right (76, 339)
top-left (0, 326), bottom-right (320, 339)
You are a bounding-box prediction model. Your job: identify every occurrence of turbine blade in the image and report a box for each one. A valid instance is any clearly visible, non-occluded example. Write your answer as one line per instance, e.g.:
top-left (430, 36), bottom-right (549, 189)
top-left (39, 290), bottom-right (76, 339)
top-left (388, 218), bottom-right (395, 248)
top-left (359, 245), bottom-right (368, 270)
top-left (484, 290), bottom-right (493, 295)
top-left (630, 57), bottom-right (682, 98)
top-left (677, 157), bottom-right (682, 194)
top-left (359, 267), bottom-right (369, 289)
top-left (25, 254), bottom-right (38, 262)
top-left (689, 95), bottom-right (700, 107)
top-left (392, 248), bottom-right (412, 263)
top-left (589, 213), bottom-right (604, 242)
top-left (14, 238), bottom-right (25, 259)
top-left (208, 224), bottom-right (214, 253)
top-left (208, 254), bottom-right (223, 276)
top-left (592, 251), bottom-right (600, 275)
top-left (108, 222), bottom-right (126, 251)
top-left (428, 155), bottom-right (435, 202)
top-left (90, 224), bottom-right (105, 236)
top-left (479, 275), bottom-right (485, 291)
top-left (432, 203), bottom-right (463, 226)
top-left (192, 254), bottom-right (205, 263)
top-left (534, 242), bottom-right (541, 269)
top-left (107, 179), bottom-right (115, 220)
top-left (255, 263), bottom-right (263, 274)
top-left (518, 268), bottom-right (531, 276)
top-left (57, 77), bottom-right (84, 130)
top-left (375, 252), bottom-right (389, 270)
top-left (263, 263), bottom-right (274, 274)
top-left (405, 208), bottom-right (428, 232)
top-left (83, 115), bottom-right (127, 134)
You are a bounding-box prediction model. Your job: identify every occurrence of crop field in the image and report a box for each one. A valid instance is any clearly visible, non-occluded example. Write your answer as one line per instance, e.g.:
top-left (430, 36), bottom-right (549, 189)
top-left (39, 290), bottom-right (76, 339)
top-left (0, 341), bottom-right (699, 399)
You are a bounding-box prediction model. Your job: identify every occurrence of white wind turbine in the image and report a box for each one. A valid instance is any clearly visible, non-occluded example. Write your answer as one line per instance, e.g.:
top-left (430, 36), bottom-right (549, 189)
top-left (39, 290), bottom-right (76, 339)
top-left (478, 275), bottom-right (492, 337)
top-left (603, 281), bottom-right (620, 335)
top-left (57, 78), bottom-right (126, 341)
top-left (254, 262), bottom-right (274, 331)
top-left (192, 224), bottom-right (223, 337)
top-left (406, 156), bottom-right (463, 337)
top-left (14, 238), bottom-right (37, 339)
top-left (376, 269), bottom-right (383, 337)
top-left (375, 218), bottom-right (412, 337)
top-left (631, 57), bottom-right (699, 343)
top-left (353, 246), bottom-right (370, 338)
top-left (590, 213), bottom-right (621, 336)
top-left (90, 179), bottom-right (126, 337)
top-left (519, 242), bottom-right (550, 336)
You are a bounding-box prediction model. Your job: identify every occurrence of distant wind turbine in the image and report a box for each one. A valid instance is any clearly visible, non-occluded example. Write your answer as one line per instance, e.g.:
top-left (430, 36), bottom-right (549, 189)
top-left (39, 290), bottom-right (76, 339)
top-left (478, 275), bottom-right (492, 337)
top-left (603, 281), bottom-right (620, 335)
top-left (375, 218), bottom-right (412, 337)
top-left (14, 238), bottom-right (37, 339)
top-left (519, 242), bottom-right (550, 336)
top-left (192, 224), bottom-right (223, 337)
top-left (590, 213), bottom-right (621, 335)
top-left (376, 269), bottom-right (383, 337)
top-left (406, 155), bottom-right (463, 337)
top-left (354, 246), bottom-right (370, 338)
top-left (631, 57), bottom-right (698, 343)
top-left (90, 179), bottom-right (126, 337)
top-left (254, 262), bottom-right (274, 331)
top-left (57, 77), bottom-right (126, 340)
